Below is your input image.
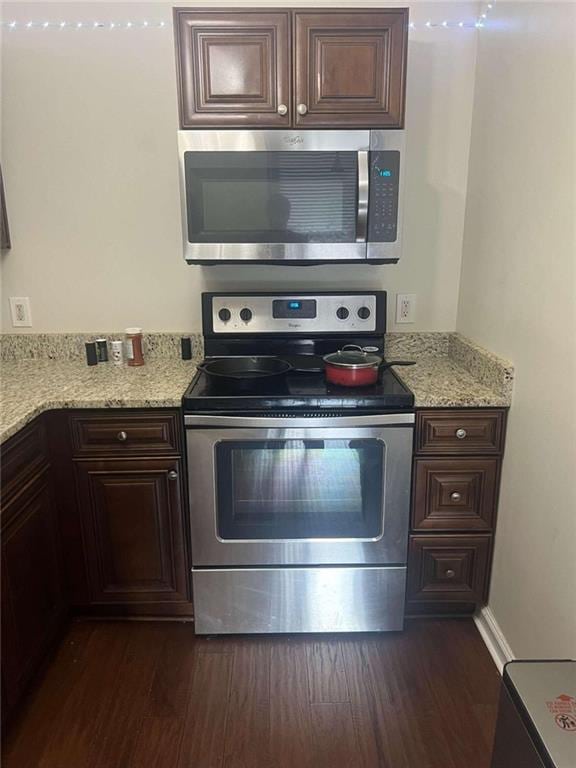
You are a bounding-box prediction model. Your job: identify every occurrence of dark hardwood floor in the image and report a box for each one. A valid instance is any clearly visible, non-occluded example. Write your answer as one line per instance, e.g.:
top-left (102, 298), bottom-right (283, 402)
top-left (2, 619), bottom-right (500, 768)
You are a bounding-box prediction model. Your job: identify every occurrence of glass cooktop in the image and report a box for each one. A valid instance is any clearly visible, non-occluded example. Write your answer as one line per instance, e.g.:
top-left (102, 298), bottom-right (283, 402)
top-left (182, 356), bottom-right (414, 413)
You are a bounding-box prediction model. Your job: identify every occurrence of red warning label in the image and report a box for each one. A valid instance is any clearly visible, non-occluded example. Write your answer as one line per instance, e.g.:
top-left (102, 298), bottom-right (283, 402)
top-left (546, 694), bottom-right (576, 731)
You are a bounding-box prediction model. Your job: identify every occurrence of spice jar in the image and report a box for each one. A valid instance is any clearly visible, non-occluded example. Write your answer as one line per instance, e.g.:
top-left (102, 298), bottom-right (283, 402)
top-left (125, 327), bottom-right (144, 367)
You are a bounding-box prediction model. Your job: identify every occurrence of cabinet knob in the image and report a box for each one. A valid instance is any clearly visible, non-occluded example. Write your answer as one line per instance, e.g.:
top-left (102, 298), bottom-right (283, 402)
top-left (117, 431), bottom-right (128, 442)
top-left (277, 103), bottom-right (288, 116)
top-left (445, 569), bottom-right (456, 578)
top-left (297, 103), bottom-right (308, 116)
top-left (168, 470), bottom-right (178, 481)
top-left (450, 492), bottom-right (462, 502)
top-left (456, 428), bottom-right (467, 439)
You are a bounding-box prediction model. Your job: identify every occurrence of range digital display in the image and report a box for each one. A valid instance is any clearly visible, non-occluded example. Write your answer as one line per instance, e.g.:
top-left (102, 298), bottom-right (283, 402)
top-left (272, 299), bottom-right (317, 319)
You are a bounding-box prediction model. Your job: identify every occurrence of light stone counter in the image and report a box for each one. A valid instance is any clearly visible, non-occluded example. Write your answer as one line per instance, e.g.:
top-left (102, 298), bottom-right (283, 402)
top-left (0, 359), bottom-right (197, 444)
top-left (0, 331), bottom-right (513, 445)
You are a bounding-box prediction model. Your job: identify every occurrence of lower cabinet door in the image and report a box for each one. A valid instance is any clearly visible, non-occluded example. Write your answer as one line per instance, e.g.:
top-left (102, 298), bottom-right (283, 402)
top-left (1, 470), bottom-right (66, 714)
top-left (74, 458), bottom-right (190, 609)
top-left (407, 535), bottom-right (492, 606)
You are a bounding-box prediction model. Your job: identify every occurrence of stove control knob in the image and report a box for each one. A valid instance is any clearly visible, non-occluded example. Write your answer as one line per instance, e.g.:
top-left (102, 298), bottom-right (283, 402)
top-left (357, 306), bottom-right (371, 320)
top-left (218, 308), bottom-right (231, 323)
top-left (240, 307), bottom-right (253, 323)
top-left (336, 306), bottom-right (349, 320)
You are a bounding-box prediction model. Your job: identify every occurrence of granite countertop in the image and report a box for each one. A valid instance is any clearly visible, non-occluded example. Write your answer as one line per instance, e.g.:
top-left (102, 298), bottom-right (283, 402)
top-left (393, 358), bottom-right (511, 409)
top-left (0, 331), bottom-right (514, 445)
top-left (0, 359), bottom-right (198, 444)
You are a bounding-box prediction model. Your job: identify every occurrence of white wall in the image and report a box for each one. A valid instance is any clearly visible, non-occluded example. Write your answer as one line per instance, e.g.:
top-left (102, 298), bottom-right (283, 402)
top-left (0, 1), bottom-right (479, 332)
top-left (457, 2), bottom-right (576, 657)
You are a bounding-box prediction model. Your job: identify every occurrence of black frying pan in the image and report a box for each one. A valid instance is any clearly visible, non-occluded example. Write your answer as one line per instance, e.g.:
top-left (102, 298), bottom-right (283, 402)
top-left (196, 357), bottom-right (293, 391)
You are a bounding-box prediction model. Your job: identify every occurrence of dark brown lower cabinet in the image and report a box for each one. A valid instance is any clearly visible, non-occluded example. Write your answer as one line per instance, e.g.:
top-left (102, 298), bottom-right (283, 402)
top-left (1, 409), bottom-right (193, 727)
top-left (74, 457), bottom-right (190, 613)
top-left (1, 467), bottom-right (67, 724)
top-left (407, 408), bottom-right (507, 617)
top-left (407, 535), bottom-right (492, 607)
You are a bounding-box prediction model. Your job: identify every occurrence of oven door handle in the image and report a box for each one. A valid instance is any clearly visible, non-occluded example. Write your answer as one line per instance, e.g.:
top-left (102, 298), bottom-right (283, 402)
top-left (184, 413), bottom-right (414, 428)
top-left (356, 150), bottom-right (369, 243)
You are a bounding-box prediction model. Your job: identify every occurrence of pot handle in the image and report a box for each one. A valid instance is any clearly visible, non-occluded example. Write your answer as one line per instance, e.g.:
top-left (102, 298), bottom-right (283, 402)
top-left (341, 344), bottom-right (364, 353)
top-left (379, 360), bottom-right (416, 369)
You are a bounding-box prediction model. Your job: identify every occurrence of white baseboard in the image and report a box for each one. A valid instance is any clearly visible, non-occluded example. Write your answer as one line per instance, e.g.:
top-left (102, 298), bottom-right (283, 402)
top-left (474, 606), bottom-right (515, 673)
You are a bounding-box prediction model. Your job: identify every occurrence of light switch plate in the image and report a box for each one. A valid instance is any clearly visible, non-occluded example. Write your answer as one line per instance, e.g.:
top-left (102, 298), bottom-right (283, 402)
top-left (9, 297), bottom-right (33, 327)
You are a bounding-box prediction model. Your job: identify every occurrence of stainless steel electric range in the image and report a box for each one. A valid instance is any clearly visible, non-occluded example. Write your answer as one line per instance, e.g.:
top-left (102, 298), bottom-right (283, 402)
top-left (183, 291), bottom-right (415, 635)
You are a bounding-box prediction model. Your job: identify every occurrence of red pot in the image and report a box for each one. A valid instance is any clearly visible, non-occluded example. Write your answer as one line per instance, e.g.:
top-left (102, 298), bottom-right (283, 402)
top-left (323, 345), bottom-right (382, 387)
top-left (323, 345), bottom-right (416, 388)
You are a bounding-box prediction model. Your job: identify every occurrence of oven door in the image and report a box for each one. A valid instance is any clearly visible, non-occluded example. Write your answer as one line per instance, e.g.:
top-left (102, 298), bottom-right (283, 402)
top-left (185, 413), bottom-right (413, 567)
top-left (178, 130), bottom-right (370, 263)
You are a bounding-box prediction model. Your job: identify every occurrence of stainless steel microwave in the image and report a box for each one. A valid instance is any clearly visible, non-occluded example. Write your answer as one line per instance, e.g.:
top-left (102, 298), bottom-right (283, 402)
top-left (178, 130), bottom-right (405, 265)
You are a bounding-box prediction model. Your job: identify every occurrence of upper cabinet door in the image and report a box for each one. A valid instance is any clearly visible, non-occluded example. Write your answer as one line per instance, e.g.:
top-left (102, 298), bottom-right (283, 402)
top-left (174, 10), bottom-right (291, 128)
top-left (294, 10), bottom-right (409, 128)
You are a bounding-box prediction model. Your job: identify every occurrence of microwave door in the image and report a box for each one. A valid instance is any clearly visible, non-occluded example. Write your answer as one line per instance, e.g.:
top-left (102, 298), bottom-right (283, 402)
top-left (179, 132), bottom-right (371, 264)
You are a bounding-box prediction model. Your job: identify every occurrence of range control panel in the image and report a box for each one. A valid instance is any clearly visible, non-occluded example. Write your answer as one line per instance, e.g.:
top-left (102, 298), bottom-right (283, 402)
top-left (367, 150), bottom-right (400, 243)
top-left (204, 293), bottom-right (385, 334)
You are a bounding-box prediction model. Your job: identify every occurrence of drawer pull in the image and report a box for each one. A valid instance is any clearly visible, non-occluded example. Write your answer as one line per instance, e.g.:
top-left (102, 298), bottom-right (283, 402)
top-left (168, 470), bottom-right (178, 481)
top-left (450, 492), bottom-right (462, 502)
top-left (445, 569), bottom-right (456, 578)
top-left (456, 428), bottom-right (467, 439)
top-left (117, 431), bottom-right (128, 442)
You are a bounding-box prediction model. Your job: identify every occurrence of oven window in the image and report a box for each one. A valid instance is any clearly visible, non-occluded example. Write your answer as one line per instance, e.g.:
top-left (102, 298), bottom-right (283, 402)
top-left (215, 439), bottom-right (384, 540)
top-left (184, 151), bottom-right (358, 243)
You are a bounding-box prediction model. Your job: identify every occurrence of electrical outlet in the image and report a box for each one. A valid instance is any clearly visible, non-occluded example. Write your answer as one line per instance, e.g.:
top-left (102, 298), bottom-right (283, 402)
top-left (9, 297), bottom-right (33, 327)
top-left (396, 293), bottom-right (416, 324)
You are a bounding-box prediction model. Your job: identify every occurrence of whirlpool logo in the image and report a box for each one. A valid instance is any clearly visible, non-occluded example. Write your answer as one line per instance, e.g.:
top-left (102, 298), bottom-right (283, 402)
top-left (284, 136), bottom-right (304, 145)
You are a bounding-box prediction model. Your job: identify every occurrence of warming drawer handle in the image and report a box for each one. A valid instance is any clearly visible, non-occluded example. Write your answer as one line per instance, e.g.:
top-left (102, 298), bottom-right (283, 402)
top-left (184, 413), bottom-right (415, 428)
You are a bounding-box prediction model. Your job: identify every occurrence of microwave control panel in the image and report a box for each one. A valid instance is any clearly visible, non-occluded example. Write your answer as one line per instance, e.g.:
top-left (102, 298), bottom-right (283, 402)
top-left (368, 151), bottom-right (400, 243)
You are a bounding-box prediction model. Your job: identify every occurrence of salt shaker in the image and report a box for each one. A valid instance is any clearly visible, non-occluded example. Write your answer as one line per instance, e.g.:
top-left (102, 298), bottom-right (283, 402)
top-left (110, 340), bottom-right (124, 366)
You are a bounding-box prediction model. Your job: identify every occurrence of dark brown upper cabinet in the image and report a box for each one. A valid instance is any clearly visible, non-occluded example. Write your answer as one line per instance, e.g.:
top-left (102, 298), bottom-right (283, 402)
top-left (173, 8), bottom-right (408, 129)
top-left (293, 10), bottom-right (408, 128)
top-left (174, 10), bottom-right (292, 128)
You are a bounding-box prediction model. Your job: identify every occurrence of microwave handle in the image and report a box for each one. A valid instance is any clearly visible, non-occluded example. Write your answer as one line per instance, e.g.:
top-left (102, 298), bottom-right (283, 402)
top-left (356, 150), bottom-right (369, 242)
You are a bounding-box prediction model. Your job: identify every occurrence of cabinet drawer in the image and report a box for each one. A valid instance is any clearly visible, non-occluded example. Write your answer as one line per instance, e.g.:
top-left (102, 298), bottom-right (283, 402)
top-left (70, 412), bottom-right (182, 456)
top-left (412, 458), bottom-right (499, 531)
top-left (1, 418), bottom-right (49, 510)
top-left (407, 535), bottom-right (491, 604)
top-left (415, 410), bottom-right (506, 455)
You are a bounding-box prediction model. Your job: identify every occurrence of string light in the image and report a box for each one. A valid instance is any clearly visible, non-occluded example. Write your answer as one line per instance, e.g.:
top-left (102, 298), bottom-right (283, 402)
top-left (476, 0), bottom-right (495, 27)
top-left (2, 6), bottom-right (496, 32)
top-left (3, 19), bottom-right (169, 30)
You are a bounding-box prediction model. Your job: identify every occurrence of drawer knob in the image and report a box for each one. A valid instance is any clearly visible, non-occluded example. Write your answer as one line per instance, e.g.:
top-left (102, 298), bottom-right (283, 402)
top-left (297, 103), bottom-right (308, 116)
top-left (168, 470), bottom-right (178, 481)
top-left (117, 431), bottom-right (128, 442)
top-left (456, 428), bottom-right (467, 439)
top-left (450, 492), bottom-right (462, 502)
top-left (445, 569), bottom-right (456, 578)
top-left (277, 103), bottom-right (288, 116)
